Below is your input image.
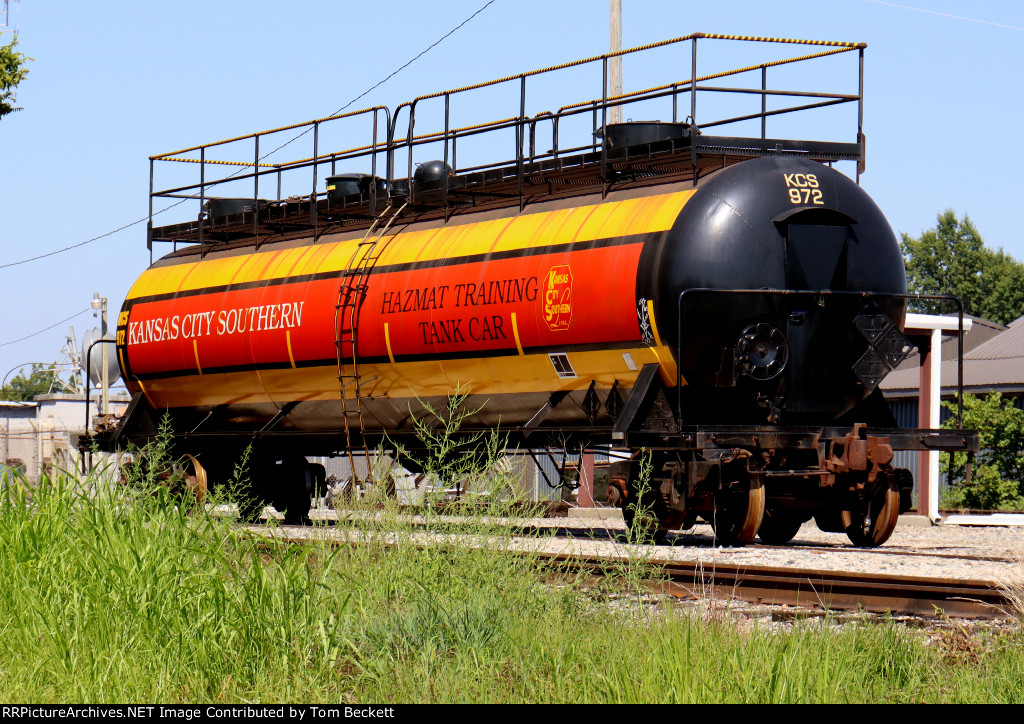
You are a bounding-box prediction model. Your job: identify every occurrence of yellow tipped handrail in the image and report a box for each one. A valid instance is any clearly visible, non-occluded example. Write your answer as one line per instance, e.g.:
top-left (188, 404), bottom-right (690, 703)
top-left (149, 106), bottom-right (388, 160)
top-left (410, 33), bottom-right (862, 103)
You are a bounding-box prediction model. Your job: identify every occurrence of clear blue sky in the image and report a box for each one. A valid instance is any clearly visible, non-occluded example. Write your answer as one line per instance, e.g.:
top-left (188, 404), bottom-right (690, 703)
top-left (2, 0), bottom-right (1023, 385)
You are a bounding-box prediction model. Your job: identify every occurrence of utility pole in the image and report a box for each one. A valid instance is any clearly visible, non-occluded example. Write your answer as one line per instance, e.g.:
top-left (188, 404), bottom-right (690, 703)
top-left (1, 0), bottom-right (18, 36)
top-left (609, 0), bottom-right (622, 125)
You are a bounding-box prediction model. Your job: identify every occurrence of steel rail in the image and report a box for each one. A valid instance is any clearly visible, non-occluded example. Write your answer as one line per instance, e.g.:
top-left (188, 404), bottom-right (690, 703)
top-left (645, 558), bottom-right (1010, 619)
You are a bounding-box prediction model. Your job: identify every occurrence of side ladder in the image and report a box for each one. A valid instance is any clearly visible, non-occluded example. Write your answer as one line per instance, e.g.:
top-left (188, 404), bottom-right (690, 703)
top-left (334, 202), bottom-right (408, 487)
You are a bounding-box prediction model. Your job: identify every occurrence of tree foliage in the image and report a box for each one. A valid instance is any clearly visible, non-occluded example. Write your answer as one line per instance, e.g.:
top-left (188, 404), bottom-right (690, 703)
top-left (901, 210), bottom-right (1024, 325)
top-left (0, 34), bottom-right (31, 119)
top-left (1, 364), bottom-right (56, 402)
top-left (942, 393), bottom-right (1024, 511)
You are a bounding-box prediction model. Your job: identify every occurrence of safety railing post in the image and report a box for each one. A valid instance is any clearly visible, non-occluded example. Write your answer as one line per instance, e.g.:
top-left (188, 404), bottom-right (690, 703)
top-left (518, 76), bottom-right (526, 209)
top-left (761, 65), bottom-right (767, 139)
top-left (148, 158), bottom-right (155, 265)
top-left (253, 134), bottom-right (260, 239)
top-left (690, 37), bottom-right (699, 180)
top-left (600, 56), bottom-right (608, 197)
top-left (857, 46), bottom-right (865, 183)
top-left (407, 101), bottom-right (417, 204)
top-left (444, 92), bottom-right (451, 214)
top-left (380, 106), bottom-right (393, 204)
top-left (387, 106), bottom-right (400, 192)
top-left (311, 122), bottom-right (319, 231)
top-left (198, 147), bottom-right (205, 258)
top-left (370, 110), bottom-right (379, 216)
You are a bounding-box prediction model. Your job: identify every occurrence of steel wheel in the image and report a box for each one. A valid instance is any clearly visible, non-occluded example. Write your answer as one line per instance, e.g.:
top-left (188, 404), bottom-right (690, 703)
top-left (841, 475), bottom-right (900, 547)
top-left (709, 477), bottom-right (765, 547)
top-left (757, 507), bottom-right (804, 545)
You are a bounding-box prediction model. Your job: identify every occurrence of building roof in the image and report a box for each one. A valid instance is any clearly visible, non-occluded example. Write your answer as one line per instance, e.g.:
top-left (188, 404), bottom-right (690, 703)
top-left (33, 393), bottom-right (131, 403)
top-left (964, 316), bottom-right (1024, 360)
top-left (0, 400), bottom-right (37, 409)
top-left (882, 315), bottom-right (1024, 394)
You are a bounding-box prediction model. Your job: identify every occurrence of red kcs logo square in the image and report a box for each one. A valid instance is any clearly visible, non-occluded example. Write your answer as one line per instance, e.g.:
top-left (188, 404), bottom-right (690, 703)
top-left (543, 265), bottom-right (572, 331)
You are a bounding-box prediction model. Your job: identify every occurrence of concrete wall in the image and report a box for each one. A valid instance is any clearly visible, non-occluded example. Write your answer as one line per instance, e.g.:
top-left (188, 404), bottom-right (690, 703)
top-left (0, 393), bottom-right (130, 482)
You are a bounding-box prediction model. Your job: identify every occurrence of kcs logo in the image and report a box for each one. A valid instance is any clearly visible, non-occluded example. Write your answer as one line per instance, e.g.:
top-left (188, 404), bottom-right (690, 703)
top-left (543, 265), bottom-right (572, 331)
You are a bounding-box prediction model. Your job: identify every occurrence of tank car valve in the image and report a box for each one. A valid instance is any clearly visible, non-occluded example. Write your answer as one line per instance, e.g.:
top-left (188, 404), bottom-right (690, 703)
top-left (735, 323), bottom-right (788, 381)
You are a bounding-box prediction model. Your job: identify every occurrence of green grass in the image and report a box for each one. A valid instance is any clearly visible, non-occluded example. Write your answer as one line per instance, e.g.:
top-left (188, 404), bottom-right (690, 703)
top-left (1, 466), bottom-right (1023, 703)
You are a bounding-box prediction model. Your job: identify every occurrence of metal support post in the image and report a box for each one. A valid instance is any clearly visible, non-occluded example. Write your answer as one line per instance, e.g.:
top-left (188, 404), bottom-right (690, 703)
top-left (690, 37), bottom-right (698, 180)
top-left (90, 293), bottom-right (110, 417)
top-left (311, 122), bottom-right (319, 231)
top-left (253, 135), bottom-right (260, 238)
top-left (761, 65), bottom-right (767, 139)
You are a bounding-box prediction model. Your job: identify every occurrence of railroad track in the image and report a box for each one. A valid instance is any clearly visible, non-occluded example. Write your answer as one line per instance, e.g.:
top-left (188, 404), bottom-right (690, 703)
top-left (252, 520), bottom-right (1016, 620)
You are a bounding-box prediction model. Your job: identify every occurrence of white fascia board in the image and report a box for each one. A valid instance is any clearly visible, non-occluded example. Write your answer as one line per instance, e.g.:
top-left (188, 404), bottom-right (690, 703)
top-left (903, 313), bottom-right (974, 333)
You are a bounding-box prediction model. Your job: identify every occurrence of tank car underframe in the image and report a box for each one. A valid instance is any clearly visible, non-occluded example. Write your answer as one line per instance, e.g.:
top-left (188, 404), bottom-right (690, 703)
top-left (94, 380), bottom-right (978, 546)
top-left (603, 422), bottom-right (977, 547)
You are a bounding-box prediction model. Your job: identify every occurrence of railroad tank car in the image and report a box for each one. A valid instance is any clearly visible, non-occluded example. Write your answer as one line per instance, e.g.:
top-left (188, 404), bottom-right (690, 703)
top-left (104, 33), bottom-right (978, 546)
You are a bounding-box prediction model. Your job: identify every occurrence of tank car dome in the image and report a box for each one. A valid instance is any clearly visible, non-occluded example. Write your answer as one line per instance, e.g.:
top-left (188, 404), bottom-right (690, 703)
top-left (413, 160), bottom-right (455, 189)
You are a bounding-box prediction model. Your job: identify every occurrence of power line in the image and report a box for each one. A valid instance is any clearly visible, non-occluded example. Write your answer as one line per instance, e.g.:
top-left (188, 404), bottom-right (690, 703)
top-left (211, 0), bottom-right (497, 197)
top-left (0, 196), bottom-right (192, 270)
top-left (259, 0), bottom-right (497, 160)
top-left (338, 0), bottom-right (496, 115)
top-left (0, 0), bottom-right (499, 272)
top-left (0, 308), bottom-right (90, 348)
top-left (863, 0), bottom-right (1024, 31)
top-left (0, 205), bottom-right (182, 270)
